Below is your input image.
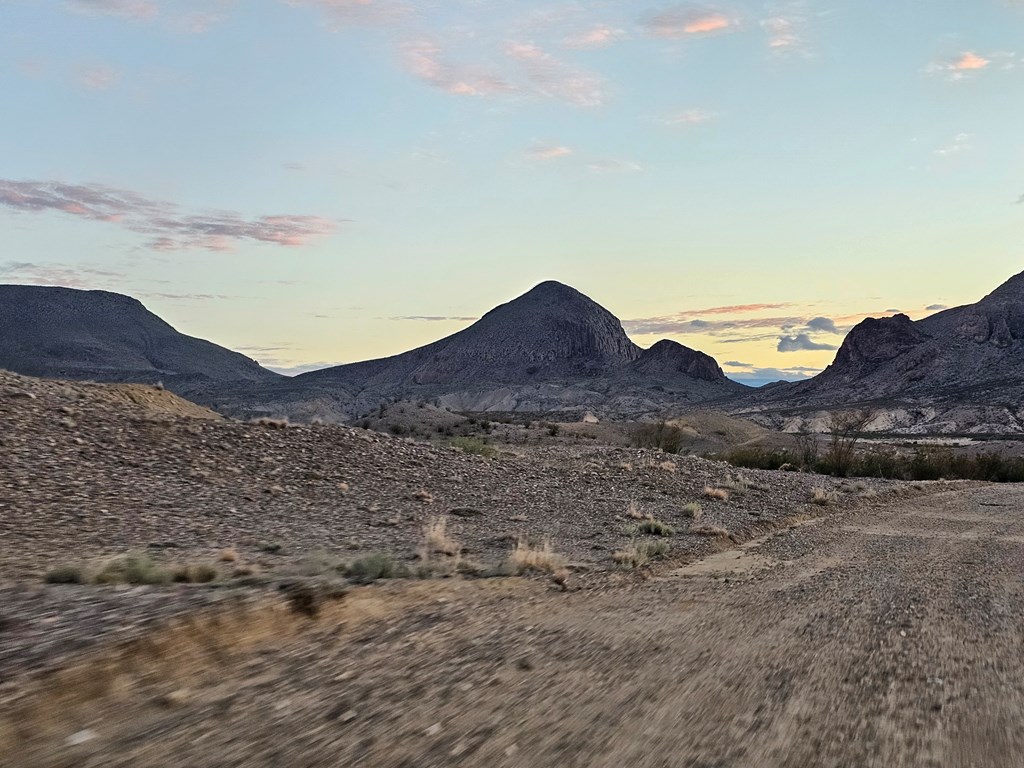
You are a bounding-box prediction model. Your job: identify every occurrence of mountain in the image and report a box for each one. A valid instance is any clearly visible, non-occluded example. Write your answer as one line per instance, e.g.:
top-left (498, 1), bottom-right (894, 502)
top-left (0, 285), bottom-right (279, 392)
top-left (302, 281), bottom-right (642, 389)
top-left (734, 271), bottom-right (1024, 434)
top-left (209, 281), bottom-right (748, 421)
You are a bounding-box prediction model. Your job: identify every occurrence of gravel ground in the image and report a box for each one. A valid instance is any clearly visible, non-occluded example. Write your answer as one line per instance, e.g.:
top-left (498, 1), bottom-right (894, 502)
top-left (0, 370), bottom-right (907, 682)
top-left (3, 484), bottom-right (1023, 766)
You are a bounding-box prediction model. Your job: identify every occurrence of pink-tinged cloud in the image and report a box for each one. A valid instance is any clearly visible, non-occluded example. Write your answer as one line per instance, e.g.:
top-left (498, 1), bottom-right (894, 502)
top-left (285, 0), bottom-right (411, 29)
top-left (77, 64), bottom-right (120, 90)
top-left (645, 7), bottom-right (737, 38)
top-left (563, 26), bottom-right (625, 49)
top-left (67, 0), bottom-right (159, 20)
top-left (505, 42), bottom-right (609, 107)
top-left (0, 179), bottom-right (337, 251)
top-left (400, 41), bottom-right (514, 97)
top-left (525, 143), bottom-right (573, 160)
top-left (954, 52), bottom-right (990, 70)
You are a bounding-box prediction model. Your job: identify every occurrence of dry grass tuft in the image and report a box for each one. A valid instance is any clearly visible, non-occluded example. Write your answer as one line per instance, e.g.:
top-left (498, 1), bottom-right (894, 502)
top-left (681, 502), bottom-right (703, 520)
top-left (812, 487), bottom-right (837, 506)
top-left (419, 516), bottom-right (461, 560)
top-left (412, 488), bottom-right (435, 503)
top-left (628, 517), bottom-right (676, 537)
top-left (720, 477), bottom-right (750, 494)
top-left (625, 500), bottom-right (646, 520)
top-left (659, 461), bottom-right (678, 473)
top-left (219, 547), bottom-right (239, 563)
top-left (618, 462), bottom-right (634, 472)
top-left (689, 524), bottom-right (731, 538)
top-left (613, 539), bottom-right (670, 569)
top-left (507, 537), bottom-right (565, 575)
top-left (703, 486), bottom-right (730, 501)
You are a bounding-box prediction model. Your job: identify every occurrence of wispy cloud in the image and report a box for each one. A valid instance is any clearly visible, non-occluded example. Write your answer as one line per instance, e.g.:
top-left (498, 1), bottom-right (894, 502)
top-left (658, 108), bottom-right (716, 126)
top-left (389, 315), bottom-right (478, 321)
top-left (505, 42), bottom-right (610, 107)
top-left (0, 260), bottom-right (124, 289)
top-left (77, 64), bottom-right (121, 90)
top-left (0, 179), bottom-right (337, 251)
top-left (285, 0), bottom-right (412, 29)
top-left (587, 159), bottom-right (642, 174)
top-left (643, 6), bottom-right (737, 38)
top-left (1015, 193), bottom-right (1024, 205)
top-left (563, 25), bottom-right (625, 49)
top-left (524, 143), bottom-right (573, 161)
top-left (67, 0), bottom-right (159, 21)
top-left (400, 41), bottom-right (513, 97)
top-left (777, 333), bottom-right (837, 352)
top-left (926, 304), bottom-right (948, 311)
top-left (934, 132), bottom-right (973, 156)
top-left (172, 11), bottom-right (225, 34)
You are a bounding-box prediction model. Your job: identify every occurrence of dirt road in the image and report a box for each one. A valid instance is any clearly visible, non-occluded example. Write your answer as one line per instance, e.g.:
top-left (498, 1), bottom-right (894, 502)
top-left (10, 484), bottom-right (1024, 767)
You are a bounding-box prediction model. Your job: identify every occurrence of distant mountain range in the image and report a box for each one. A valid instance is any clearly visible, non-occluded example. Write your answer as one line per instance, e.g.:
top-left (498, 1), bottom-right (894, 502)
top-left (733, 271), bottom-right (1024, 434)
top-left (0, 281), bottom-right (745, 421)
top-left (2, 272), bottom-right (1023, 433)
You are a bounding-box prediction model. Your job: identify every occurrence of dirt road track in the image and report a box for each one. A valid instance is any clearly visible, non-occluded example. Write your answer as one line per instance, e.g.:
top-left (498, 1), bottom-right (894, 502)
top-left (10, 484), bottom-right (1024, 767)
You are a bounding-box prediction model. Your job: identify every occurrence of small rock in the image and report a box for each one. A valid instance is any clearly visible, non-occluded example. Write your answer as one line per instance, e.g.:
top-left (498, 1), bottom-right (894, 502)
top-left (67, 729), bottom-right (97, 746)
top-left (425, 723), bottom-right (442, 736)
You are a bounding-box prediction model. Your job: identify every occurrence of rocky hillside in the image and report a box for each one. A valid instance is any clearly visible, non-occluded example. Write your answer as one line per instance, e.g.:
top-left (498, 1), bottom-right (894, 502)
top-left (0, 285), bottom-right (280, 394)
top-left (208, 282), bottom-right (748, 422)
top-left (734, 271), bottom-right (1024, 434)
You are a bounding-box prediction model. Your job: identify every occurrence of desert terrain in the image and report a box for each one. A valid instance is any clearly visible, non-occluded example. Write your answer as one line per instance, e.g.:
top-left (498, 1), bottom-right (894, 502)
top-left (5, 369), bottom-right (1022, 766)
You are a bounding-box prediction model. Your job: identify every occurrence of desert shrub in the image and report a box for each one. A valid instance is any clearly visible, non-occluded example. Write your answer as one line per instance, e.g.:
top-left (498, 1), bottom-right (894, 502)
top-left (546, 423), bottom-right (561, 437)
top-left (625, 500), bottom-right (645, 519)
top-left (811, 487), bottom-right (837, 506)
top-left (613, 539), bottom-right (670, 568)
top-left (631, 420), bottom-right (684, 454)
top-left (346, 553), bottom-right (400, 583)
top-left (94, 553), bottom-right (171, 585)
top-left (703, 486), bottom-right (730, 501)
top-left (258, 541), bottom-right (285, 554)
top-left (419, 516), bottom-right (461, 562)
top-left (172, 564), bottom-right (218, 583)
top-left (250, 417), bottom-right (290, 429)
top-left (449, 437), bottom-right (497, 458)
top-left (507, 537), bottom-right (565, 574)
top-left (628, 518), bottom-right (676, 537)
top-left (45, 565), bottom-right (84, 584)
top-left (681, 502), bottom-right (702, 520)
top-left (722, 447), bottom-right (795, 471)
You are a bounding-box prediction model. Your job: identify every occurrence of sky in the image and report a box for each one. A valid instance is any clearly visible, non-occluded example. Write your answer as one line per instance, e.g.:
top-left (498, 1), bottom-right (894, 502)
top-left (1, 0), bottom-right (1022, 386)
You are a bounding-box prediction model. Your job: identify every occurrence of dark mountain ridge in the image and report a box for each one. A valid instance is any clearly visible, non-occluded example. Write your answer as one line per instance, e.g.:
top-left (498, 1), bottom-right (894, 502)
top-left (735, 270), bottom-right (1024, 433)
top-left (0, 285), bottom-right (279, 390)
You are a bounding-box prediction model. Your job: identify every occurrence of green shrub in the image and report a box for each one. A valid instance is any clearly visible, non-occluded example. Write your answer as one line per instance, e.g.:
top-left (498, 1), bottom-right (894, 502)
top-left (45, 565), bottom-right (84, 584)
top-left (628, 518), bottom-right (676, 537)
top-left (449, 437), bottom-right (497, 457)
top-left (631, 420), bottom-right (684, 454)
top-left (94, 553), bottom-right (171, 585)
top-left (345, 553), bottom-right (400, 583)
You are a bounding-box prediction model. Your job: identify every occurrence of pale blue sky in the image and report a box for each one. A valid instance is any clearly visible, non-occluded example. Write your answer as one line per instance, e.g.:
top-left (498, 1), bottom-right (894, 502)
top-left (1, 0), bottom-right (1022, 384)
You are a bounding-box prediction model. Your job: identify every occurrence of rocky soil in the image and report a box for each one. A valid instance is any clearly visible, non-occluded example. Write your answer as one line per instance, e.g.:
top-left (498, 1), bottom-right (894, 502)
top-left (1, 368), bottom-right (987, 767)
